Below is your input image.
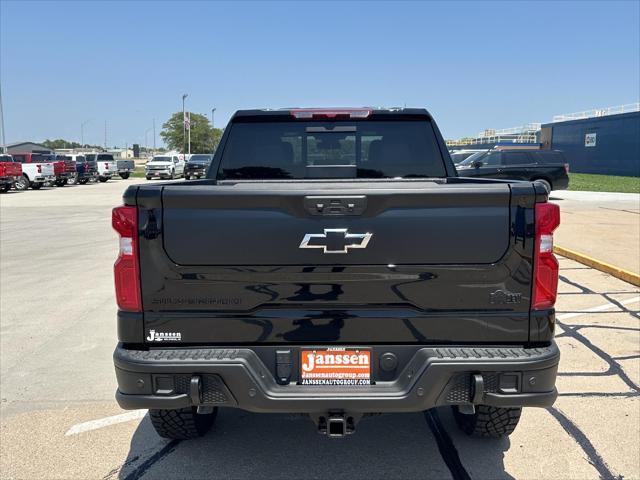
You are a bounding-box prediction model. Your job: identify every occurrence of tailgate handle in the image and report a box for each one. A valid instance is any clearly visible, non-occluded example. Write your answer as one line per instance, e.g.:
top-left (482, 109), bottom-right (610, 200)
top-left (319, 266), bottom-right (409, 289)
top-left (304, 196), bottom-right (366, 216)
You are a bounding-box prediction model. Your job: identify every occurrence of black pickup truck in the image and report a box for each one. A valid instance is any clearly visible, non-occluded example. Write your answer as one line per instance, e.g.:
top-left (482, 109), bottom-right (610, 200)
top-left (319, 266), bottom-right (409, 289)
top-left (112, 108), bottom-right (561, 440)
top-left (456, 149), bottom-right (570, 192)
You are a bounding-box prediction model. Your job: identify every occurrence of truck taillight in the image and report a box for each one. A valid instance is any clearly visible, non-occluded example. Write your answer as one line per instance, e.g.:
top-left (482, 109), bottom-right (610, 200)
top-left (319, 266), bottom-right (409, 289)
top-left (533, 202), bottom-right (560, 310)
top-left (105, 163), bottom-right (109, 170)
top-left (112, 206), bottom-right (141, 312)
top-left (37, 164), bottom-right (42, 173)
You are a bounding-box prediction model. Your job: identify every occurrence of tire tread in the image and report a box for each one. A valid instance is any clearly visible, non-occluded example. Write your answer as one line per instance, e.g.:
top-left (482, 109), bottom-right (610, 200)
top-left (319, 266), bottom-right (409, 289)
top-left (453, 405), bottom-right (521, 438)
top-left (149, 407), bottom-right (216, 440)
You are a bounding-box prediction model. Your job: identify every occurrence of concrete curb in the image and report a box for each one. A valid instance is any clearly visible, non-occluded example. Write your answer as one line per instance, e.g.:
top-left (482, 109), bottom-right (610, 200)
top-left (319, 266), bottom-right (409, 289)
top-left (554, 245), bottom-right (640, 287)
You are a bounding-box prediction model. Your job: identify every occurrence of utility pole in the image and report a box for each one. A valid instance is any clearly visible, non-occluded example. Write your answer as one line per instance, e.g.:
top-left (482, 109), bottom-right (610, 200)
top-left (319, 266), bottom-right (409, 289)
top-left (81, 119), bottom-right (91, 148)
top-left (0, 85), bottom-right (6, 153)
top-left (145, 127), bottom-right (153, 152)
top-left (211, 108), bottom-right (216, 128)
top-left (187, 112), bottom-right (191, 155)
top-left (182, 94), bottom-right (188, 154)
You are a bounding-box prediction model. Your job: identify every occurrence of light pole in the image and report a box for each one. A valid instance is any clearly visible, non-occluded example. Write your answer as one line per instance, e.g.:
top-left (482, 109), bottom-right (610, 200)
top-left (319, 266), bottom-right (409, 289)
top-left (152, 117), bottom-right (156, 153)
top-left (182, 94), bottom-right (188, 153)
top-left (0, 85), bottom-right (6, 153)
top-left (211, 108), bottom-right (216, 128)
top-left (81, 119), bottom-right (91, 148)
top-left (145, 127), bottom-right (153, 154)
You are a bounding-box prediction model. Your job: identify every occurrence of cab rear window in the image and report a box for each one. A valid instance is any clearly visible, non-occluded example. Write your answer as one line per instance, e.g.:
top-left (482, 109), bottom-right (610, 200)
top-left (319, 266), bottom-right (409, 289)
top-left (216, 120), bottom-right (446, 179)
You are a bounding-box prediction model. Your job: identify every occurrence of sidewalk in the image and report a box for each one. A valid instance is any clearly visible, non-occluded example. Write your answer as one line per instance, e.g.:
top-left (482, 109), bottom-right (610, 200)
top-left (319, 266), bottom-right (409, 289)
top-left (550, 190), bottom-right (640, 275)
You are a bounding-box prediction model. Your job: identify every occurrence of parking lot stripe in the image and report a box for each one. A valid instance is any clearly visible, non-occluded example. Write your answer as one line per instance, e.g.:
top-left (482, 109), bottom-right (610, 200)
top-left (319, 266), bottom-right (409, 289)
top-left (65, 410), bottom-right (147, 436)
top-left (556, 296), bottom-right (639, 321)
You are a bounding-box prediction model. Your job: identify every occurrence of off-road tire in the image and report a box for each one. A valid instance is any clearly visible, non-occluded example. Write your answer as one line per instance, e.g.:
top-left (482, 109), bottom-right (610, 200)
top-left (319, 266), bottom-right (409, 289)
top-left (149, 407), bottom-right (217, 440)
top-left (453, 405), bottom-right (522, 438)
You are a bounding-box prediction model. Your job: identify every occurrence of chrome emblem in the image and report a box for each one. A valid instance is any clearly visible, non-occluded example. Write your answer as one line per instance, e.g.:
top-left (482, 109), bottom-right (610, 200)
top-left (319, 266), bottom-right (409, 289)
top-left (299, 228), bottom-right (372, 254)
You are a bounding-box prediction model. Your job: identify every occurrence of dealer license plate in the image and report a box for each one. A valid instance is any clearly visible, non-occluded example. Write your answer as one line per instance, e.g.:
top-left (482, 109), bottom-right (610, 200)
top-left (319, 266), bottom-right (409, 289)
top-left (300, 348), bottom-right (371, 385)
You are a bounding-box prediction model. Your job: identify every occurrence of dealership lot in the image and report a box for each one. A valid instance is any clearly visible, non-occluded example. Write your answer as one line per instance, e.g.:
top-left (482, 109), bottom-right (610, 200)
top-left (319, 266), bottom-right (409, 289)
top-left (1, 180), bottom-right (639, 479)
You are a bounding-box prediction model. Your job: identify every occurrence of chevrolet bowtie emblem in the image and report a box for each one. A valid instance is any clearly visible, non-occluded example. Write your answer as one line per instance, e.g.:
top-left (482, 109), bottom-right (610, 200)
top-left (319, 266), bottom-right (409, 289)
top-left (299, 228), bottom-right (373, 254)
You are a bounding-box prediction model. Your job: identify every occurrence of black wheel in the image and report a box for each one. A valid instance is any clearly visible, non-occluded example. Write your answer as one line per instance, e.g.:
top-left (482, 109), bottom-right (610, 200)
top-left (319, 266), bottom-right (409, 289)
top-left (149, 407), bottom-right (217, 440)
top-left (533, 178), bottom-right (552, 193)
top-left (146, 176), bottom-right (152, 180)
top-left (0, 184), bottom-right (9, 193)
top-left (31, 182), bottom-right (42, 190)
top-left (67, 175), bottom-right (78, 185)
top-left (54, 180), bottom-right (64, 187)
top-left (120, 172), bottom-right (130, 179)
top-left (79, 178), bottom-right (88, 185)
top-left (15, 175), bottom-right (29, 191)
top-left (453, 405), bottom-right (522, 438)
top-left (98, 176), bottom-right (108, 183)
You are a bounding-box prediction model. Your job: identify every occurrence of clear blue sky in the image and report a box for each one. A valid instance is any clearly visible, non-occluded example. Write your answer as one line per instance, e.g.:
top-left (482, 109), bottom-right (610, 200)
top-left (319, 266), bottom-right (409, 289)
top-left (1, 1), bottom-right (639, 147)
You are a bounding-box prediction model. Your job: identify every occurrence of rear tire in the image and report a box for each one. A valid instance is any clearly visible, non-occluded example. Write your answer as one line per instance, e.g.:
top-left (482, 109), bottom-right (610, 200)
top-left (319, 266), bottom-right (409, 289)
top-left (98, 176), bottom-right (108, 183)
top-left (149, 407), bottom-right (217, 440)
top-left (79, 178), bottom-right (88, 185)
top-left (30, 182), bottom-right (42, 190)
top-left (0, 184), bottom-right (9, 193)
top-left (453, 405), bottom-right (522, 438)
top-left (533, 178), bottom-right (552, 193)
top-left (146, 175), bottom-right (152, 180)
top-left (119, 173), bottom-right (130, 179)
top-left (15, 175), bottom-right (29, 191)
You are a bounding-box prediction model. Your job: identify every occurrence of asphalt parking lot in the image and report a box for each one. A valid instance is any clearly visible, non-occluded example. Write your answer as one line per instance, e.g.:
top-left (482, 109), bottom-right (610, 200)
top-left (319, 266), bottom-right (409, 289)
top-left (1, 179), bottom-right (639, 480)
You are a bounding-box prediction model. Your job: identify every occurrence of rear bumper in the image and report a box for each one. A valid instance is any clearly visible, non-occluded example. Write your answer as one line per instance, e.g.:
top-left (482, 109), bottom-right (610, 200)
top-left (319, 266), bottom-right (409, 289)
top-left (34, 175), bottom-right (55, 183)
top-left (114, 342), bottom-right (559, 413)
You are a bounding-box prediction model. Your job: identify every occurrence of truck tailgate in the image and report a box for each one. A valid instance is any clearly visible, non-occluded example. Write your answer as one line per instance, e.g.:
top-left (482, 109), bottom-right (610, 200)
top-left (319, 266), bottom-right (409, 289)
top-left (162, 182), bottom-right (508, 265)
top-left (133, 180), bottom-right (537, 344)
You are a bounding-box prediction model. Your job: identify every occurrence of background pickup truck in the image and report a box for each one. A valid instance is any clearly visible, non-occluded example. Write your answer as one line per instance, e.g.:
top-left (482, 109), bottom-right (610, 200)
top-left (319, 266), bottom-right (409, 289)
top-left (113, 108), bottom-right (561, 441)
top-left (86, 153), bottom-right (117, 182)
top-left (117, 159), bottom-right (135, 179)
top-left (0, 154), bottom-right (23, 192)
top-left (11, 152), bottom-right (56, 190)
top-left (456, 149), bottom-right (570, 192)
top-left (44, 154), bottom-right (77, 186)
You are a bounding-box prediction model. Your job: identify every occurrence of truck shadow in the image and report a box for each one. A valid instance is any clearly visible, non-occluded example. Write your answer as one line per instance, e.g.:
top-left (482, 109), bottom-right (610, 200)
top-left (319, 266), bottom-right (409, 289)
top-left (117, 408), bottom-right (515, 480)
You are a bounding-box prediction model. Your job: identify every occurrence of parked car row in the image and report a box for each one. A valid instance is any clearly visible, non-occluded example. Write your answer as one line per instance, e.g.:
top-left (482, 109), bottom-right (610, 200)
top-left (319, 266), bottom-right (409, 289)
top-left (452, 148), bottom-right (570, 192)
top-left (0, 152), bottom-right (135, 192)
top-left (144, 154), bottom-right (213, 180)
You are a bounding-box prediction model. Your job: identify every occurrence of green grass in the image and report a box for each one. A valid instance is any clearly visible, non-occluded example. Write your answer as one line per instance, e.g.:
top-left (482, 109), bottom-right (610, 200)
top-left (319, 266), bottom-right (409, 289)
top-left (569, 173), bottom-right (640, 194)
top-left (130, 169), bottom-right (147, 178)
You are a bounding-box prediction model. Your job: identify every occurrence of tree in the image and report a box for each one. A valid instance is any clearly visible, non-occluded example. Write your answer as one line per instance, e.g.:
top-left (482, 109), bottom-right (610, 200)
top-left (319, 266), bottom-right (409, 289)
top-left (160, 112), bottom-right (223, 154)
top-left (42, 138), bottom-right (103, 150)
